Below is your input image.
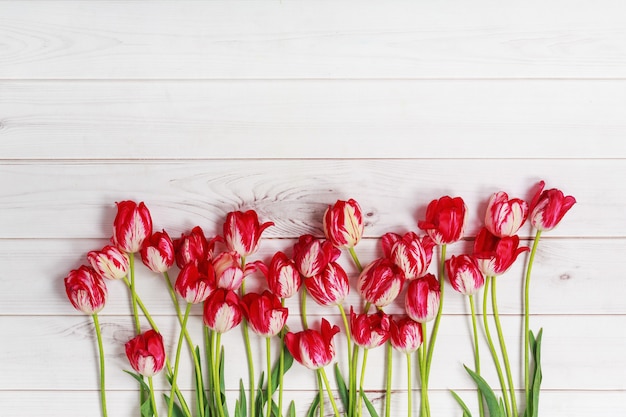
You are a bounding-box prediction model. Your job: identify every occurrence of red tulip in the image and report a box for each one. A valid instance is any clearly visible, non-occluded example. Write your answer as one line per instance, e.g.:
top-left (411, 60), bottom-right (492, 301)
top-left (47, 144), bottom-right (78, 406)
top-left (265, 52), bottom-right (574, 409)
top-left (284, 318), bottom-right (340, 370)
top-left (350, 307), bottom-right (391, 349)
top-left (112, 201), bottom-right (153, 253)
top-left (529, 180), bottom-right (576, 231)
top-left (213, 251), bottom-right (261, 291)
top-left (389, 316), bottom-right (423, 354)
top-left (173, 226), bottom-right (220, 269)
top-left (405, 273), bottom-right (440, 323)
top-left (382, 231), bottom-right (435, 280)
top-left (445, 254), bottom-right (485, 296)
top-left (64, 265), bottom-right (108, 314)
top-left (473, 228), bottom-right (529, 276)
top-left (417, 196), bottom-right (467, 245)
top-left (292, 234), bottom-right (340, 278)
top-left (175, 260), bottom-right (216, 304)
top-left (223, 210), bottom-right (274, 257)
top-left (304, 262), bottom-right (350, 306)
top-left (357, 258), bottom-right (405, 308)
top-left (485, 191), bottom-right (529, 237)
top-left (203, 288), bottom-right (243, 333)
top-left (87, 245), bottom-right (129, 280)
top-left (241, 290), bottom-right (289, 337)
top-left (323, 199), bottom-right (364, 249)
top-left (140, 230), bottom-right (175, 273)
top-left (265, 251), bottom-right (302, 299)
top-left (124, 329), bottom-right (166, 377)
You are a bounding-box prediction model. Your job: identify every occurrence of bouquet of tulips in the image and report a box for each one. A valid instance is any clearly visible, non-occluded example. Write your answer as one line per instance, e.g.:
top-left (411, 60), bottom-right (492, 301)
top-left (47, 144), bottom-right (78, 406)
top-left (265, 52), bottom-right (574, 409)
top-left (63, 180), bottom-right (575, 417)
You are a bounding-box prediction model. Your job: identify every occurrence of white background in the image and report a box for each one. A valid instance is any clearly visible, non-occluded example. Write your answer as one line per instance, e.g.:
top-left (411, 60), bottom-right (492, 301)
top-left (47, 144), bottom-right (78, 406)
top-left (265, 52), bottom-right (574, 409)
top-left (1, 1), bottom-right (626, 416)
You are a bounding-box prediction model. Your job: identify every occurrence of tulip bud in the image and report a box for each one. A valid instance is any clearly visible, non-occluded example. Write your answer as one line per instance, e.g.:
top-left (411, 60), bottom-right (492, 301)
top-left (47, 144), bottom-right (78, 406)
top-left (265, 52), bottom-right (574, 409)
top-left (203, 289), bottom-right (243, 333)
top-left (445, 254), bottom-right (485, 296)
top-left (284, 318), bottom-right (340, 370)
top-left (323, 199), bottom-right (365, 249)
top-left (529, 180), bottom-right (576, 232)
top-left (418, 196), bottom-right (467, 245)
top-left (223, 210), bottom-right (273, 257)
top-left (87, 245), bottom-right (129, 280)
top-left (473, 228), bottom-right (529, 276)
top-left (112, 200), bottom-right (152, 253)
top-left (485, 191), bottom-right (529, 237)
top-left (357, 258), bottom-right (405, 308)
top-left (389, 316), bottom-right (423, 354)
top-left (140, 230), bottom-right (175, 273)
top-left (292, 234), bottom-right (340, 278)
top-left (265, 251), bottom-right (302, 299)
top-left (304, 262), bottom-right (350, 306)
top-left (173, 226), bottom-right (220, 269)
top-left (405, 273), bottom-right (440, 323)
top-left (175, 260), bottom-right (216, 304)
top-left (241, 290), bottom-right (289, 337)
top-left (384, 231), bottom-right (435, 280)
top-left (124, 329), bottom-right (166, 377)
top-left (64, 265), bottom-right (108, 314)
top-left (350, 307), bottom-right (391, 350)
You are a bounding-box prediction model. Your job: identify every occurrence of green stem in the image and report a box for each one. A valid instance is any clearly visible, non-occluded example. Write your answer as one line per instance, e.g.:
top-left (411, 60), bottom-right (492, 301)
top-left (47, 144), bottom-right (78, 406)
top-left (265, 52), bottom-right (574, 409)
top-left (357, 347), bottom-right (365, 417)
top-left (483, 276), bottom-right (511, 417)
top-left (524, 230), bottom-right (541, 409)
top-left (266, 337), bottom-right (273, 417)
top-left (385, 341), bottom-right (393, 417)
top-left (317, 370), bottom-right (325, 417)
top-left (469, 295), bottom-right (485, 417)
top-left (301, 287), bottom-right (309, 330)
top-left (278, 299), bottom-right (286, 417)
top-left (213, 332), bottom-right (226, 417)
top-left (205, 327), bottom-right (216, 417)
top-left (338, 303), bottom-right (354, 416)
top-left (406, 353), bottom-right (412, 417)
top-left (149, 376), bottom-right (159, 417)
top-left (92, 314), bottom-right (108, 417)
top-left (240, 280), bottom-right (256, 417)
top-left (129, 253), bottom-right (141, 334)
top-left (319, 367), bottom-right (342, 417)
top-left (348, 246), bottom-right (363, 272)
top-left (419, 323), bottom-right (429, 417)
top-left (169, 303), bottom-right (191, 417)
top-left (425, 244), bottom-right (446, 380)
top-left (491, 277), bottom-right (518, 417)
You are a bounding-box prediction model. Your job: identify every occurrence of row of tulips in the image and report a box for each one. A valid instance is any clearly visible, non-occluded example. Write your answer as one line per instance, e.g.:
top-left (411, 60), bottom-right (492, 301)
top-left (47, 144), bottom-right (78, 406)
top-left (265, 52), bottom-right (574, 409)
top-left (63, 180), bottom-right (575, 417)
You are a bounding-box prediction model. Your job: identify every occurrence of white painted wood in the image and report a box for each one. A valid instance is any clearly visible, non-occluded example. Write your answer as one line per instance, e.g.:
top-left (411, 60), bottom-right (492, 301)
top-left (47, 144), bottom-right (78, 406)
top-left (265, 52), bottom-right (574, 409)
top-left (1, 1), bottom-right (625, 80)
top-left (2, 80), bottom-right (626, 159)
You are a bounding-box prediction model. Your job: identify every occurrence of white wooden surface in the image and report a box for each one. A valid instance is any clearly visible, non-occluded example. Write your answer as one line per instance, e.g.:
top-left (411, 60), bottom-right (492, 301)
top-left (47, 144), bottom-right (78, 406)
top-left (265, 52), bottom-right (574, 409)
top-left (1, 1), bottom-right (625, 416)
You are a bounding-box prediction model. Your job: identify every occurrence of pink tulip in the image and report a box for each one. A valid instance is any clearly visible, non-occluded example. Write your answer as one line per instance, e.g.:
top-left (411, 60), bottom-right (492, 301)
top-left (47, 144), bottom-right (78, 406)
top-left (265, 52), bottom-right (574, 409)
top-left (323, 199), bottom-right (365, 249)
top-left (64, 265), bottom-right (108, 314)
top-left (445, 254), bottom-right (485, 296)
top-left (112, 200), bottom-right (152, 253)
top-left (173, 226), bottom-right (220, 269)
top-left (357, 258), bottom-right (405, 308)
top-left (389, 316), bottom-right (423, 354)
top-left (529, 180), bottom-right (576, 231)
top-left (87, 245), bottom-right (129, 280)
top-left (284, 318), bottom-right (340, 370)
top-left (405, 273), bottom-right (440, 323)
top-left (485, 191), bottom-right (529, 237)
top-left (124, 329), bottom-right (166, 377)
top-left (473, 228), bottom-right (529, 276)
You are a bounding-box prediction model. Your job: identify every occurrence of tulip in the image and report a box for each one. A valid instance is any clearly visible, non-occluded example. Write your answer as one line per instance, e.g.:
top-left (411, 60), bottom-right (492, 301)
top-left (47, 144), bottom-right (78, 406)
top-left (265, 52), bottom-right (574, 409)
top-left (265, 251), bottom-right (302, 299)
top-left (529, 180), bottom-right (576, 231)
top-left (213, 251), bottom-right (261, 291)
top-left (203, 288), bottom-right (243, 333)
top-left (323, 199), bottom-right (364, 249)
top-left (241, 290), bottom-right (289, 337)
top-left (140, 230), bottom-right (175, 273)
top-left (405, 273), bottom-right (440, 323)
top-left (112, 200), bottom-right (152, 253)
top-left (485, 191), bottom-right (529, 237)
top-left (357, 257), bottom-right (405, 308)
top-left (173, 226), bottom-right (220, 268)
top-left (292, 234), bottom-right (341, 278)
top-left (473, 228), bottom-right (529, 276)
top-left (389, 316), bottom-right (423, 354)
top-left (87, 245), bottom-right (129, 280)
top-left (64, 265), bottom-right (108, 315)
top-left (124, 329), bottom-right (166, 377)
top-left (223, 210), bottom-right (274, 257)
top-left (175, 260), bottom-right (216, 304)
top-left (284, 318), bottom-right (340, 370)
top-left (382, 231), bottom-right (435, 280)
top-left (417, 196), bottom-right (467, 245)
top-left (350, 307), bottom-right (391, 350)
top-left (445, 254), bottom-right (485, 296)
top-left (304, 262), bottom-right (350, 306)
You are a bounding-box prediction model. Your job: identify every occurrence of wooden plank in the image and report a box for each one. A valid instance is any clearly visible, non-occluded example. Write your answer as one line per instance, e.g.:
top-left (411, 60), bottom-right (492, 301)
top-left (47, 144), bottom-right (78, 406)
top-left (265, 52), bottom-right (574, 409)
top-left (1, 80), bottom-right (626, 159)
top-left (2, 238), bottom-right (624, 316)
top-left (0, 159), bottom-right (616, 238)
top-left (1, 315), bottom-right (622, 391)
top-left (1, 1), bottom-right (626, 79)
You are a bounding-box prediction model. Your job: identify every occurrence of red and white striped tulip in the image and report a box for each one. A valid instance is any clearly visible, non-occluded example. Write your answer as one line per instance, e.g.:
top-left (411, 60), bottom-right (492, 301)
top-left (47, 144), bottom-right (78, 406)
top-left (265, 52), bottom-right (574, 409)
top-left (241, 290), bottom-right (289, 337)
top-left (140, 230), bottom-right (175, 273)
top-left (87, 245), bottom-right (129, 280)
top-left (223, 210), bottom-right (274, 257)
top-left (304, 262), bottom-right (350, 306)
top-left (112, 200), bottom-right (153, 253)
top-left (173, 226), bottom-right (220, 269)
top-left (175, 260), bottom-right (216, 304)
top-left (418, 196), bottom-right (467, 245)
top-left (473, 228), bottom-right (529, 276)
top-left (323, 199), bottom-right (365, 249)
top-left (284, 318), bottom-right (341, 370)
top-left (350, 307), bottom-right (391, 350)
top-left (265, 251), bottom-right (302, 299)
top-left (445, 254), bottom-right (485, 296)
top-left (203, 288), bottom-right (243, 333)
top-left (357, 258), bottom-right (405, 308)
top-left (405, 273), bottom-right (440, 323)
top-left (292, 234), bottom-right (340, 278)
top-left (64, 265), bottom-right (108, 314)
top-left (124, 329), bottom-right (166, 377)
top-left (485, 191), bottom-right (529, 237)
top-left (382, 231), bottom-right (435, 280)
top-left (389, 316), bottom-right (423, 354)
top-left (213, 251), bottom-right (260, 291)
top-left (529, 180), bottom-right (576, 232)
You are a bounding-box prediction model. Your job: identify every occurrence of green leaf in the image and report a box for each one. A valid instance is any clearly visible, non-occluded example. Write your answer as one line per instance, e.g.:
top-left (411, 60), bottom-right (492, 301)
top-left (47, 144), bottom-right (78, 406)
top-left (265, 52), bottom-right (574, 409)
top-left (333, 363), bottom-right (349, 410)
top-left (140, 398), bottom-right (153, 417)
top-left (238, 379), bottom-right (247, 417)
top-left (163, 394), bottom-right (186, 417)
top-left (464, 365), bottom-right (504, 417)
top-left (360, 390), bottom-right (380, 417)
top-left (288, 401), bottom-right (296, 417)
top-left (529, 329), bottom-right (544, 417)
top-left (306, 394), bottom-right (320, 417)
top-left (123, 370), bottom-right (151, 392)
top-left (269, 346), bottom-right (295, 395)
top-left (450, 390), bottom-right (473, 417)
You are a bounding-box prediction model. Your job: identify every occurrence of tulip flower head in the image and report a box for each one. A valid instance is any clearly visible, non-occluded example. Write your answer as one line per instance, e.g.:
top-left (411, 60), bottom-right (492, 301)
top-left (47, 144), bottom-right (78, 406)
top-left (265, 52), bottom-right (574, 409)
top-left (350, 307), bottom-right (391, 350)
top-left (473, 228), bottom-right (529, 276)
top-left (203, 288), bottom-right (243, 333)
top-left (175, 260), bottom-right (216, 304)
top-left (529, 180), bottom-right (576, 232)
top-left (241, 290), bottom-right (289, 337)
top-left (112, 200), bottom-right (153, 253)
top-left (173, 226), bottom-right (220, 269)
top-left (405, 273), bottom-right (440, 323)
top-left (445, 254), bottom-right (485, 296)
top-left (382, 231), bottom-right (435, 280)
top-left (418, 196), bottom-right (467, 245)
top-left (389, 316), bottom-right (423, 354)
top-left (223, 210), bottom-right (274, 257)
top-left (265, 251), bottom-right (302, 299)
top-left (323, 199), bottom-right (365, 249)
top-left (304, 261), bottom-right (350, 306)
top-left (485, 191), bottom-right (529, 237)
top-left (140, 230), bottom-right (175, 273)
top-left (284, 318), bottom-right (341, 370)
top-left (87, 245), bottom-right (129, 280)
top-left (292, 234), bottom-right (341, 278)
top-left (213, 251), bottom-right (261, 291)
top-left (357, 257), bottom-right (405, 308)
top-left (64, 265), bottom-right (108, 315)
top-left (124, 329), bottom-right (166, 377)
